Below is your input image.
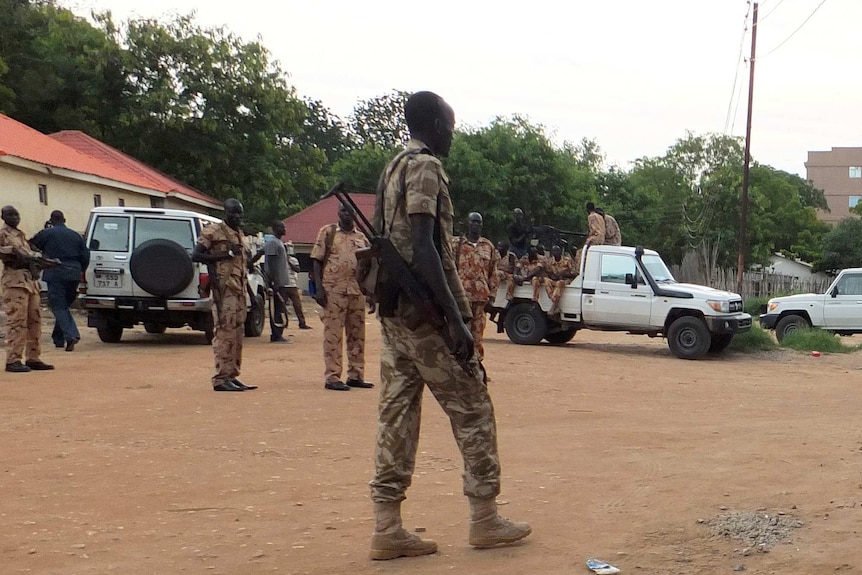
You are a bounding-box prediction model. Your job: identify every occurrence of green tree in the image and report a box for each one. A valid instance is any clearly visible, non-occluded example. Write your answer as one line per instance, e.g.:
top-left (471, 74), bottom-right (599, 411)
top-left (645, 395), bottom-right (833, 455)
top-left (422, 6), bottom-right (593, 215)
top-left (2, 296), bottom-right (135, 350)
top-left (815, 218), bottom-right (862, 273)
top-left (330, 144), bottom-right (392, 193)
top-left (446, 116), bottom-right (596, 242)
top-left (0, 1), bottom-right (126, 136)
top-left (300, 98), bottom-right (353, 165)
top-left (112, 13), bottom-right (326, 228)
top-left (348, 90), bottom-right (410, 150)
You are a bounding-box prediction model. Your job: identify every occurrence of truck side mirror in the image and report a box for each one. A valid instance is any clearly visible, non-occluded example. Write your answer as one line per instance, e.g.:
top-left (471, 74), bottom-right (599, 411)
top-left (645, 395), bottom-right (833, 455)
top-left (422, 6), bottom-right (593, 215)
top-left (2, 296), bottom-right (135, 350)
top-left (831, 286), bottom-right (839, 298)
top-left (625, 272), bottom-right (637, 288)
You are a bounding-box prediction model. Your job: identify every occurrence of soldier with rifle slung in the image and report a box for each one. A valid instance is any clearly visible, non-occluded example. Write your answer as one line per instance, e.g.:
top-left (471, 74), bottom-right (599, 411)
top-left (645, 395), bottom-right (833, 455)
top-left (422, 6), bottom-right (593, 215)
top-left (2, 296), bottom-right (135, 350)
top-left (0, 205), bottom-right (57, 372)
top-left (192, 199), bottom-right (257, 392)
top-left (364, 90), bottom-right (530, 560)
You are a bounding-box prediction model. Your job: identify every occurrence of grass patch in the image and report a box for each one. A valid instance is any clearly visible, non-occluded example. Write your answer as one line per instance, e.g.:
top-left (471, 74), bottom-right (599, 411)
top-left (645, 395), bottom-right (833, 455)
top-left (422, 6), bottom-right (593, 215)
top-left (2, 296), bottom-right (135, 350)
top-left (780, 328), bottom-right (861, 354)
top-left (729, 323), bottom-right (778, 352)
top-left (743, 295), bottom-right (770, 317)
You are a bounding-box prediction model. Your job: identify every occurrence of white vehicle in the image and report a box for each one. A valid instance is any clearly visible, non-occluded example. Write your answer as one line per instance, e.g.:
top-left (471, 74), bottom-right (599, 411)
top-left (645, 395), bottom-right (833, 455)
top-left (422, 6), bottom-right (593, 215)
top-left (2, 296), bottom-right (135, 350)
top-left (491, 245), bottom-right (752, 359)
top-left (759, 267), bottom-right (862, 342)
top-left (80, 207), bottom-right (267, 344)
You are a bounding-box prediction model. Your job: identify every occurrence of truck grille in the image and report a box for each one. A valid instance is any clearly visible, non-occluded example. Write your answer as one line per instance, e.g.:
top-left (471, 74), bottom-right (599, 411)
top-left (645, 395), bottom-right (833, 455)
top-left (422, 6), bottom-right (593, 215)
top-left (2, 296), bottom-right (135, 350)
top-left (729, 300), bottom-right (743, 313)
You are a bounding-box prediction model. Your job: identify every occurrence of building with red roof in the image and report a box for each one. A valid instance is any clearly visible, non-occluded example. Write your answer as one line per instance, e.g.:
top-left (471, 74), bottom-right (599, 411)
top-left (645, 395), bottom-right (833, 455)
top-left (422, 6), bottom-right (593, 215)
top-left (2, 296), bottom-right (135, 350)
top-left (281, 193), bottom-right (375, 247)
top-left (0, 114), bottom-right (221, 232)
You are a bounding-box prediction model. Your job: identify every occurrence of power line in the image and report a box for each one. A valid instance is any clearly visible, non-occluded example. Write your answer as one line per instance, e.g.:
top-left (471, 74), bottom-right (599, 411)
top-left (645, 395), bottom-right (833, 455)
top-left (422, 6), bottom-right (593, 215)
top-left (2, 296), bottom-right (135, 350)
top-left (760, 0), bottom-right (828, 59)
top-left (758, 0), bottom-right (786, 23)
top-left (724, 2), bottom-right (752, 134)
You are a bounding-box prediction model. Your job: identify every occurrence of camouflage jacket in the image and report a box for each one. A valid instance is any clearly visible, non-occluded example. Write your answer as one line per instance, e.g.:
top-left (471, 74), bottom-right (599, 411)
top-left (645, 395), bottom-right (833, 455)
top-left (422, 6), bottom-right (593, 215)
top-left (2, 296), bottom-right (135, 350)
top-left (197, 222), bottom-right (247, 295)
top-left (452, 236), bottom-right (500, 302)
top-left (310, 224), bottom-right (368, 296)
top-left (376, 138), bottom-right (472, 320)
top-left (0, 224), bottom-right (39, 294)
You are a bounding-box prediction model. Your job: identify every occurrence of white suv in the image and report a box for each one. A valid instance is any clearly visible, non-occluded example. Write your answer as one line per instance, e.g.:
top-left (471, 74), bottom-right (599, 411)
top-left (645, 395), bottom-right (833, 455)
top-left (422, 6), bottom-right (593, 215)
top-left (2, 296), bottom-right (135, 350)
top-left (80, 207), bottom-right (266, 343)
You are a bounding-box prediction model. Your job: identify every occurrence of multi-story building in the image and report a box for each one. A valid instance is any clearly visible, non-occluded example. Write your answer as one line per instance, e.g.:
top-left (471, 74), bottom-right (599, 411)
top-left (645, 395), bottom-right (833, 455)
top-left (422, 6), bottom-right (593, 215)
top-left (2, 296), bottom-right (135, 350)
top-left (805, 147), bottom-right (862, 224)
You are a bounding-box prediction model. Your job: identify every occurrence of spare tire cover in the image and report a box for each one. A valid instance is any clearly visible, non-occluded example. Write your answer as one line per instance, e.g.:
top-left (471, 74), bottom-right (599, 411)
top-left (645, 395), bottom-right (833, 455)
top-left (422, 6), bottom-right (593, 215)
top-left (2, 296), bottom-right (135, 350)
top-left (130, 239), bottom-right (194, 297)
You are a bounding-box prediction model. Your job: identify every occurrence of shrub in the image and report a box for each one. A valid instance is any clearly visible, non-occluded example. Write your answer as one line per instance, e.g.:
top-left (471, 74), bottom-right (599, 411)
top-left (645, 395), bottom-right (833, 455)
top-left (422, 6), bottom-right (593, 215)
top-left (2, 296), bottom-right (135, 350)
top-left (728, 324), bottom-right (777, 352)
top-left (743, 296), bottom-right (770, 317)
top-left (780, 328), bottom-right (859, 354)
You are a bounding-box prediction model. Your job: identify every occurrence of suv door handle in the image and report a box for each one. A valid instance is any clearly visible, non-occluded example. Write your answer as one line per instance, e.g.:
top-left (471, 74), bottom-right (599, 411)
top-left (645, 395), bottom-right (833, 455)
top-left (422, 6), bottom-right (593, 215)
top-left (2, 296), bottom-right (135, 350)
top-left (113, 255), bottom-right (127, 260)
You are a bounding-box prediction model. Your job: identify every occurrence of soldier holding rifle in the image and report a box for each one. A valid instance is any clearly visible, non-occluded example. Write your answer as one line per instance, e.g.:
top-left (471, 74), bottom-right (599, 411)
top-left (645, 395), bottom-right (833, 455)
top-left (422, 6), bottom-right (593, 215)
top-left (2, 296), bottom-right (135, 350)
top-left (0, 205), bottom-right (57, 372)
top-left (192, 199), bottom-right (257, 392)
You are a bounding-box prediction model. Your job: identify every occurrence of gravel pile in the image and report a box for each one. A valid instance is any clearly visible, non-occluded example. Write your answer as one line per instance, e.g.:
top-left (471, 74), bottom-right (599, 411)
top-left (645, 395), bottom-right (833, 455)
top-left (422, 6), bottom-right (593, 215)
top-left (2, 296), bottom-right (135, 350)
top-left (704, 510), bottom-right (803, 549)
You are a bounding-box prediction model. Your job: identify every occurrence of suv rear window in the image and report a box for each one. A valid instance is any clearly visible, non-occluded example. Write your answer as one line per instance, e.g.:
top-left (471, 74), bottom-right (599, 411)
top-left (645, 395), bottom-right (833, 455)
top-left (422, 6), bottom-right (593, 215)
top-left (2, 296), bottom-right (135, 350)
top-left (134, 218), bottom-right (195, 250)
top-left (90, 215), bottom-right (130, 252)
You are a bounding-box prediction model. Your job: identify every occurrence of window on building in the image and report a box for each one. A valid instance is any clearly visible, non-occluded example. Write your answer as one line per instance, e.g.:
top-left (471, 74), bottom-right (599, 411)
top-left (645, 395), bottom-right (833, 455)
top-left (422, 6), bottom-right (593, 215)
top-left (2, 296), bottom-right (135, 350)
top-left (93, 194), bottom-right (102, 207)
top-left (850, 196), bottom-right (861, 209)
top-left (38, 184), bottom-right (48, 205)
top-left (850, 166), bottom-right (862, 178)
top-left (150, 197), bottom-right (165, 208)
top-left (118, 198), bottom-right (125, 207)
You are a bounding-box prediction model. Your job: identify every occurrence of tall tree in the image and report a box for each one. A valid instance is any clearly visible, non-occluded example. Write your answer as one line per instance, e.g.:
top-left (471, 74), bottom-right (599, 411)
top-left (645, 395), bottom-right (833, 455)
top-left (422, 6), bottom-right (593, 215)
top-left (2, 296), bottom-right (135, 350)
top-left (0, 1), bottom-right (126, 136)
top-left (815, 218), bottom-right (862, 273)
top-left (348, 90), bottom-right (410, 150)
top-left (113, 13), bottom-right (327, 227)
top-left (446, 116), bottom-right (596, 242)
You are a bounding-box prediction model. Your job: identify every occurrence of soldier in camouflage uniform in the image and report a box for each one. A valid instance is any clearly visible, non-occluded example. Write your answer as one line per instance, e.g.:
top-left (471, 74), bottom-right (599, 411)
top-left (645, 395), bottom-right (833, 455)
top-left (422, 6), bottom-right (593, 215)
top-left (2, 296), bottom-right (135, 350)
top-left (0, 206), bottom-right (54, 372)
top-left (495, 241), bottom-right (517, 301)
top-left (452, 212), bottom-right (499, 360)
top-left (574, 201), bottom-right (606, 275)
top-left (515, 246), bottom-right (546, 301)
top-left (596, 207), bottom-right (622, 246)
top-left (544, 244), bottom-right (576, 314)
top-left (192, 199), bottom-right (257, 392)
top-left (311, 204), bottom-right (373, 392)
top-left (368, 91), bottom-right (530, 561)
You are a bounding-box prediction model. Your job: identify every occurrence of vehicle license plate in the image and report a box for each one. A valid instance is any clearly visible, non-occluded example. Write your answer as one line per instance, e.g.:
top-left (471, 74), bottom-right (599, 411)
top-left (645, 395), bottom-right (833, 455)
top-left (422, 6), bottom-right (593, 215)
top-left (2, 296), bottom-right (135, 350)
top-left (94, 272), bottom-right (121, 288)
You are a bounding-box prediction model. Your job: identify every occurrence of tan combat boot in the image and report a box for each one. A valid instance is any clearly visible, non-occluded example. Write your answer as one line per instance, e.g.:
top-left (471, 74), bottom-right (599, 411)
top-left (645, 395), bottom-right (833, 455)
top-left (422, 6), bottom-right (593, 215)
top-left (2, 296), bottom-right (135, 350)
top-left (369, 501), bottom-right (438, 560)
top-left (468, 497), bottom-right (532, 548)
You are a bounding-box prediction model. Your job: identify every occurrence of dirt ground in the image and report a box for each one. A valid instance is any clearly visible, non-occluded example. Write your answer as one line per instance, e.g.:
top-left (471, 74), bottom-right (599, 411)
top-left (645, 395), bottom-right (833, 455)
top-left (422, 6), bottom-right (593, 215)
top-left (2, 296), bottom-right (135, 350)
top-left (3, 300), bottom-right (862, 575)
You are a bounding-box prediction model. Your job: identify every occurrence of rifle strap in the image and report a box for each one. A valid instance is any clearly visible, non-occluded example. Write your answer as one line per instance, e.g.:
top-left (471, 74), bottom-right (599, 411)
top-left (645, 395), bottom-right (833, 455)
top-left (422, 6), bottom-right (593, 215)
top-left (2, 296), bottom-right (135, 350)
top-left (377, 147), bottom-right (428, 238)
top-left (455, 236), bottom-right (465, 272)
top-left (321, 224), bottom-right (337, 268)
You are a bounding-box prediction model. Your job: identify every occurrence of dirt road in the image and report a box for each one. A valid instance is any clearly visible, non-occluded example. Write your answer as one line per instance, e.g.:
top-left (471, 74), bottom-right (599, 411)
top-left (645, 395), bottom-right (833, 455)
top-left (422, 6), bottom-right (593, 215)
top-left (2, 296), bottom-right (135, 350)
top-left (3, 304), bottom-right (862, 575)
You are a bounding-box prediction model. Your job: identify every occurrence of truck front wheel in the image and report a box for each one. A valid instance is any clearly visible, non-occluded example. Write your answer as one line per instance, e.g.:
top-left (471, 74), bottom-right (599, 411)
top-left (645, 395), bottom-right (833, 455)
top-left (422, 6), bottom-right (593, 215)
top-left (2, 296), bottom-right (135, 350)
top-left (775, 314), bottom-right (809, 343)
top-left (667, 316), bottom-right (711, 359)
top-left (504, 302), bottom-right (548, 345)
top-left (708, 333), bottom-right (733, 353)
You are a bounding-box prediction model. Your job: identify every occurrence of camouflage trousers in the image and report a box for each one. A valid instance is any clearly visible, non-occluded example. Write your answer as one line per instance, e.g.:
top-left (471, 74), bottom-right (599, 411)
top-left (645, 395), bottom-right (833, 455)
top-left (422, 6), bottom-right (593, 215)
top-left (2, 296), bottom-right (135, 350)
top-left (547, 279), bottom-right (567, 303)
top-left (496, 270), bottom-right (515, 300)
top-left (211, 289), bottom-right (246, 387)
top-left (531, 276), bottom-right (545, 301)
top-left (3, 287), bottom-right (42, 364)
top-left (370, 316), bottom-right (501, 503)
top-left (468, 300), bottom-right (488, 360)
top-left (320, 289), bottom-right (365, 383)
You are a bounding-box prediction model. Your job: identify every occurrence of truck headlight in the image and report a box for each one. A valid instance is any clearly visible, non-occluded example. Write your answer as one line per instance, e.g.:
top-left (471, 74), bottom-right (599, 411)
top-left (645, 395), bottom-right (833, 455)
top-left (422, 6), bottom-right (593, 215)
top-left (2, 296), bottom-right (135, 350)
top-left (707, 300), bottom-right (730, 313)
top-left (768, 302), bottom-right (779, 312)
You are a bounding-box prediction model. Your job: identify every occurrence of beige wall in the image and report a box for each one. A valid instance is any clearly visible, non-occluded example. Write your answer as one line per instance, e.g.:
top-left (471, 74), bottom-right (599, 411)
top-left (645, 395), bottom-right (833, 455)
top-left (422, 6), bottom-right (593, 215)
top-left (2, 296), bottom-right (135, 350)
top-left (0, 163), bottom-right (155, 234)
top-left (806, 147), bottom-right (862, 224)
top-left (0, 163), bottom-right (220, 234)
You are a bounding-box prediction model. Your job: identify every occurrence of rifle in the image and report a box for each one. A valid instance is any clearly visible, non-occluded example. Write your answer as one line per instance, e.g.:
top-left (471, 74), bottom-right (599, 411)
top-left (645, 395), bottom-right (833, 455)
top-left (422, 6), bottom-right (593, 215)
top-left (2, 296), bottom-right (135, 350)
top-left (322, 183), bottom-right (474, 377)
top-left (205, 262), bottom-right (223, 323)
top-left (25, 253), bottom-right (62, 281)
top-left (530, 225), bottom-right (587, 254)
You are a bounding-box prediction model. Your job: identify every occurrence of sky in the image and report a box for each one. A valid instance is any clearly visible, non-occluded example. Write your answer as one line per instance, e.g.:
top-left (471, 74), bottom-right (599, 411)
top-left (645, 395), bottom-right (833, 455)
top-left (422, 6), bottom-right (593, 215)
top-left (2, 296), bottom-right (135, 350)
top-left (67, 0), bottom-right (861, 177)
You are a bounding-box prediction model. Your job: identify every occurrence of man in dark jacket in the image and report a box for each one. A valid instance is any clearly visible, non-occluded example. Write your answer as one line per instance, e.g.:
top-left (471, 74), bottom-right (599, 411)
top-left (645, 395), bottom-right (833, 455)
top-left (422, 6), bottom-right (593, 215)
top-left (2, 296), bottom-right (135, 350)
top-left (29, 210), bottom-right (90, 351)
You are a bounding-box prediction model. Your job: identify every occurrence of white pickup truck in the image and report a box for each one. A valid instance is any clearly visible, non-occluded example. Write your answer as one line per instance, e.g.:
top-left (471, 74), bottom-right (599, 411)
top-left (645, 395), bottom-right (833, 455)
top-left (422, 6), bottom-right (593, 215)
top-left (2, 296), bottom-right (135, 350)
top-left (759, 267), bottom-right (862, 342)
top-left (490, 245), bottom-right (752, 359)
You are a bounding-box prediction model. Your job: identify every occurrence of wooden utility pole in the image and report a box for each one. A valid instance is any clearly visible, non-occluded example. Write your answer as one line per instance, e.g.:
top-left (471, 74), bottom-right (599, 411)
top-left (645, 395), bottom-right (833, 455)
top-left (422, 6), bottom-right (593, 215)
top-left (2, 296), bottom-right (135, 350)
top-left (737, 2), bottom-right (758, 294)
